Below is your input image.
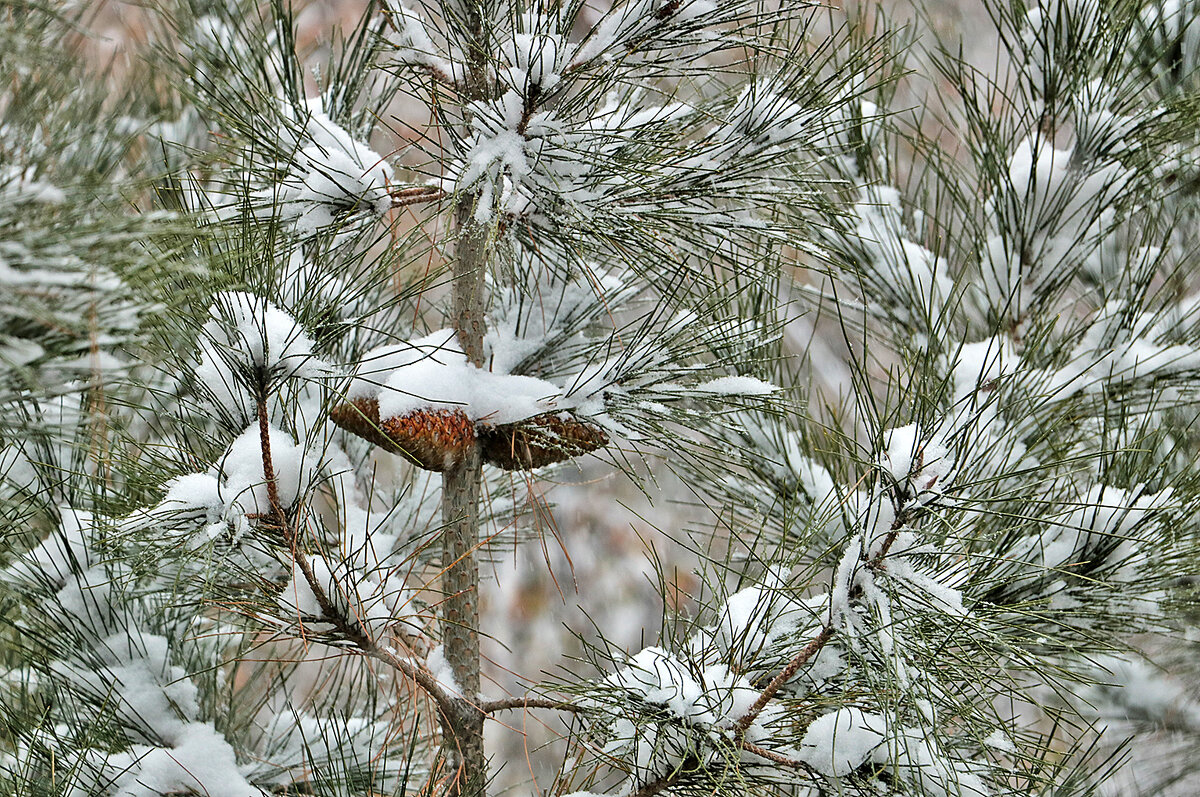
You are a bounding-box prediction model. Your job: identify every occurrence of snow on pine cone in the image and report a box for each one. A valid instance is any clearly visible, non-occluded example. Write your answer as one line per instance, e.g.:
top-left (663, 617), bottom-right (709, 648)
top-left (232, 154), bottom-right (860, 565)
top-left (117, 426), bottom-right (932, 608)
top-left (336, 330), bottom-right (609, 470)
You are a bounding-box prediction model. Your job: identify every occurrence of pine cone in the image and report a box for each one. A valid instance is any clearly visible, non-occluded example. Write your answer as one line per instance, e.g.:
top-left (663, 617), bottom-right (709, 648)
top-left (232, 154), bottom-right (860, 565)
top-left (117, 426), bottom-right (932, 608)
top-left (329, 398), bottom-right (475, 471)
top-left (479, 413), bottom-right (608, 470)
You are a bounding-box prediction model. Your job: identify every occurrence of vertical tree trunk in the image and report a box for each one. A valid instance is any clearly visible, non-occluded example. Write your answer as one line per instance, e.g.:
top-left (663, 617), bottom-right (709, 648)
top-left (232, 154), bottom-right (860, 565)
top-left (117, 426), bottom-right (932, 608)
top-left (440, 0), bottom-right (491, 787)
top-left (439, 176), bottom-right (490, 797)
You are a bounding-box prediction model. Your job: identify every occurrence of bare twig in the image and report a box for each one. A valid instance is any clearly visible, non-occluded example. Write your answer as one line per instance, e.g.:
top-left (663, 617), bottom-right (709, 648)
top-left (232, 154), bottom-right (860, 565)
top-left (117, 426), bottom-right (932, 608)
top-left (390, 185), bottom-right (446, 207)
top-left (732, 626), bottom-right (836, 736)
top-left (480, 696), bottom-right (585, 715)
top-left (255, 391), bottom-right (288, 523)
top-left (740, 740), bottom-right (811, 772)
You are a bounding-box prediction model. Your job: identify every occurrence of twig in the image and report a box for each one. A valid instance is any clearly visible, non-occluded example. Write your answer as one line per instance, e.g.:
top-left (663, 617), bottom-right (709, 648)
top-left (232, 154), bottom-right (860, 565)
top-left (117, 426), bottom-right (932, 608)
top-left (480, 696), bottom-right (585, 714)
top-left (740, 740), bottom-right (811, 772)
top-left (628, 777), bottom-right (671, 797)
top-left (252, 391), bottom-right (463, 730)
top-left (732, 626), bottom-right (836, 736)
top-left (255, 390), bottom-right (287, 523)
top-left (737, 498), bottom-right (917, 734)
top-left (390, 185), bottom-right (446, 207)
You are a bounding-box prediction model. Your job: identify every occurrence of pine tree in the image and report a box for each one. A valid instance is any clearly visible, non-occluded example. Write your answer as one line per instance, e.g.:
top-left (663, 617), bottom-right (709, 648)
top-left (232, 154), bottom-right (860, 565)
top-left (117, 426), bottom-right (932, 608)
top-left (3, 0), bottom-right (1200, 795)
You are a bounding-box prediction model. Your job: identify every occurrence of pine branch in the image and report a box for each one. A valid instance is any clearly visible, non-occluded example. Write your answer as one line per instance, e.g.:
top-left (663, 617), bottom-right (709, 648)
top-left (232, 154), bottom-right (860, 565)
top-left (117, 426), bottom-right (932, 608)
top-left (253, 389), bottom-right (463, 739)
top-left (624, 490), bottom-right (917, 797)
top-left (480, 696), bottom-right (586, 714)
top-left (731, 625), bottom-right (837, 736)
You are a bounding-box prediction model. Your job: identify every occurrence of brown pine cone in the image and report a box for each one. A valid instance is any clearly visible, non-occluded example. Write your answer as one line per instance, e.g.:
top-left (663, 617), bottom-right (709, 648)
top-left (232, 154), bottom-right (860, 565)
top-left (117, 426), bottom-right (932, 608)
top-left (329, 398), bottom-right (475, 471)
top-left (479, 413), bottom-right (608, 470)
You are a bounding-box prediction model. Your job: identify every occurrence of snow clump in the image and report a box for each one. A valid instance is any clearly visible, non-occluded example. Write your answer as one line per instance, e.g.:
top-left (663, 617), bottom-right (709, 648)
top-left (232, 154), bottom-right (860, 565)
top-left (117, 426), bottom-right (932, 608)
top-left (194, 292), bottom-right (320, 419)
top-left (600, 646), bottom-right (789, 780)
top-left (264, 98), bottom-right (393, 235)
top-left (797, 707), bottom-right (990, 795)
top-left (351, 329), bottom-right (565, 424)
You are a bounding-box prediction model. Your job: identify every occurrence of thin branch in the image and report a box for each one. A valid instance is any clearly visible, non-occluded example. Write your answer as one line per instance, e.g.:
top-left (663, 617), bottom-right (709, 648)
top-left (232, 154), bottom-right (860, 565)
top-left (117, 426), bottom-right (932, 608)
top-left (732, 625), bottom-right (836, 736)
top-left (628, 772), bottom-right (674, 797)
top-left (734, 513), bottom-right (908, 734)
top-left (252, 390), bottom-right (462, 729)
top-left (480, 696), bottom-right (585, 714)
top-left (390, 185), bottom-right (446, 207)
top-left (739, 741), bottom-right (811, 772)
top-left (255, 389), bottom-right (287, 523)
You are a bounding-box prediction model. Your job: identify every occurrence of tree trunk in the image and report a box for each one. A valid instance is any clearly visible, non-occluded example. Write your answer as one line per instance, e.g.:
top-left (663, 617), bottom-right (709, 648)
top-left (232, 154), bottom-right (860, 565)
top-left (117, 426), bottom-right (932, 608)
top-left (439, 192), bottom-right (489, 797)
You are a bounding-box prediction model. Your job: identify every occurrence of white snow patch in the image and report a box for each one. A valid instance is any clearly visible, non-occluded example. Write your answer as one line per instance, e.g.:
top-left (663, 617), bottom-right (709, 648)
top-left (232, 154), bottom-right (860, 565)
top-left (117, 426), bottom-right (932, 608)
top-left (162, 473), bottom-right (223, 510)
top-left (217, 424), bottom-right (312, 521)
top-left (693, 376), bottom-right (777, 396)
top-left (429, 644), bottom-right (464, 698)
top-left (194, 292), bottom-right (319, 417)
top-left (353, 329), bottom-right (565, 424)
top-left (953, 338), bottom-right (1016, 403)
top-left (0, 165), bottom-right (65, 204)
top-left (265, 98), bottom-right (393, 234)
top-left (797, 707), bottom-right (887, 776)
top-left (383, 0), bottom-right (460, 81)
top-left (105, 722), bottom-right (257, 797)
top-left (881, 424), bottom-right (953, 503)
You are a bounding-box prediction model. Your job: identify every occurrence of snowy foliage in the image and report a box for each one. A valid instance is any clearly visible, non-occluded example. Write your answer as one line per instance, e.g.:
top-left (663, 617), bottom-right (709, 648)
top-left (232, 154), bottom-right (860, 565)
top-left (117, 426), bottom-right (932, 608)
top-left (260, 99), bottom-right (395, 235)
top-left (5, 0), bottom-right (1200, 795)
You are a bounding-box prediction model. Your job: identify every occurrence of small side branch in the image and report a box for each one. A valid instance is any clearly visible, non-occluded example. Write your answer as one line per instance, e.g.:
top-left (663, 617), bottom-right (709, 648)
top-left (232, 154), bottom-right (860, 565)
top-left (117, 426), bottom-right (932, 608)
top-left (733, 625), bottom-right (836, 736)
top-left (480, 696), bottom-right (585, 715)
top-left (740, 741), bottom-right (811, 772)
top-left (390, 185), bottom-right (446, 207)
top-left (252, 391), bottom-right (462, 731)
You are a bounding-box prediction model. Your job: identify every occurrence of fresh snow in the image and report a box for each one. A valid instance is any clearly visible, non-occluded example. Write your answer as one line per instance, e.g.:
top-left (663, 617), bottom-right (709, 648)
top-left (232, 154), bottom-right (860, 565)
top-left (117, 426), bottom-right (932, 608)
top-left (694, 375), bottom-right (777, 396)
top-left (265, 98), bottom-right (394, 234)
top-left (1011, 483), bottom-right (1173, 584)
top-left (195, 292), bottom-right (320, 417)
top-left (428, 644), bottom-right (465, 698)
top-left (1037, 300), bottom-right (1200, 400)
top-left (101, 723), bottom-right (258, 797)
top-left (600, 645), bottom-right (786, 779)
top-left (383, 0), bottom-right (461, 82)
top-left (0, 165), bottom-right (65, 204)
top-left (503, 27), bottom-right (563, 91)
top-left (881, 424), bottom-right (953, 502)
top-left (952, 337), bottom-right (1016, 403)
top-left (218, 424), bottom-right (312, 520)
top-left (568, 0), bottom-right (717, 66)
top-left (797, 708), bottom-right (989, 795)
top-left (853, 185), bottom-right (951, 321)
top-left (797, 707), bottom-right (887, 776)
top-left (352, 329), bottom-right (565, 424)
